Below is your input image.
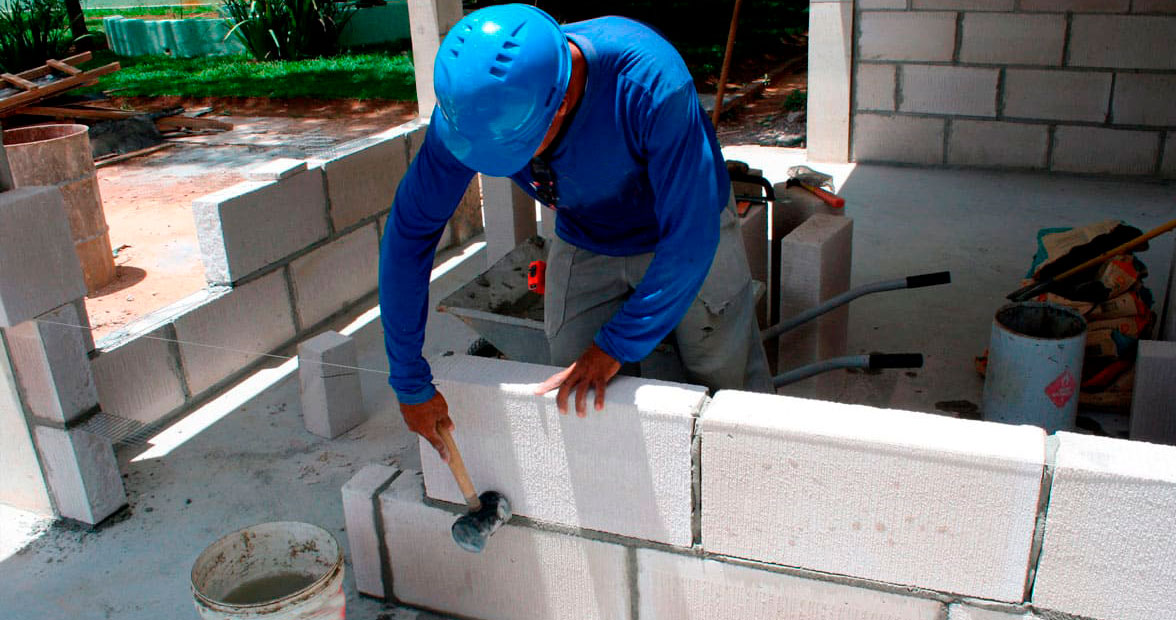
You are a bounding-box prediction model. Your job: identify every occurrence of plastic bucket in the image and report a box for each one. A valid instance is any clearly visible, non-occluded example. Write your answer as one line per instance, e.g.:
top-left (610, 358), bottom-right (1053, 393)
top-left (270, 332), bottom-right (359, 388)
top-left (981, 302), bottom-right (1087, 433)
top-left (191, 522), bottom-right (346, 620)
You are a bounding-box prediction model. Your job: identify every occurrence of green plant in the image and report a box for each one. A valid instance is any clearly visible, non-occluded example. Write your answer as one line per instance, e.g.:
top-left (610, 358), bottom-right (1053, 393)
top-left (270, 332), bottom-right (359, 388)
top-left (782, 88), bottom-right (806, 112)
top-left (222, 0), bottom-right (356, 61)
top-left (0, 0), bottom-right (74, 73)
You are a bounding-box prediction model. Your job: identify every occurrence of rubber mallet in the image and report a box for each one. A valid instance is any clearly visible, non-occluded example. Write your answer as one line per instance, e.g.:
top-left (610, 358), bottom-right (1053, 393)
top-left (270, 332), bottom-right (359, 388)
top-left (437, 426), bottom-right (512, 553)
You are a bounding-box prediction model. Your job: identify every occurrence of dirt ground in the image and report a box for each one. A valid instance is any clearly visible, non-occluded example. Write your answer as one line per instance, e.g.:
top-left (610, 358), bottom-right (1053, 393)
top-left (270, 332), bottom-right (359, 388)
top-left (84, 60), bottom-right (805, 341)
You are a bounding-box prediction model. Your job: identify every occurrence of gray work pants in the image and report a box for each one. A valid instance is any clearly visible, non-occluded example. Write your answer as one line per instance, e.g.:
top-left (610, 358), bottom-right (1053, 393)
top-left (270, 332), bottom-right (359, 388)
top-left (543, 203), bottom-right (774, 394)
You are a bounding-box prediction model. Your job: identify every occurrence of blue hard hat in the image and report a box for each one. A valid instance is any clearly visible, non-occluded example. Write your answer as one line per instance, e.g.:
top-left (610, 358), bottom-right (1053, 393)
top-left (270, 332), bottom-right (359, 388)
top-left (433, 4), bottom-right (571, 176)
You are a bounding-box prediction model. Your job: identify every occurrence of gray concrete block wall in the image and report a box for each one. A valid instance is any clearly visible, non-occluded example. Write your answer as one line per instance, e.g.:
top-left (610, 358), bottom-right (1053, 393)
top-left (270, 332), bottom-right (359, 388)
top-left (91, 325), bottom-right (185, 425)
top-left (32, 426), bottom-right (126, 524)
top-left (288, 223), bottom-right (379, 330)
top-left (318, 134), bottom-right (408, 233)
top-left (851, 0), bottom-right (1176, 174)
top-left (192, 169), bottom-right (329, 285)
top-left (173, 271), bottom-right (296, 396)
top-left (6, 304), bottom-right (99, 425)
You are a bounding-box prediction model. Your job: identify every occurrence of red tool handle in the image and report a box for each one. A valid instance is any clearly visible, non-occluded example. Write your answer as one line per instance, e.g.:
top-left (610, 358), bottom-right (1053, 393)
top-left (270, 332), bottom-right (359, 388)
top-left (800, 182), bottom-right (845, 209)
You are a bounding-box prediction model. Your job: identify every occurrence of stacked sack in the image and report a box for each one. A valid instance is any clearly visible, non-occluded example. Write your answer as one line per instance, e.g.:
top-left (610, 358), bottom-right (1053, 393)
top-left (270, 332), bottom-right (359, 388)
top-left (1023, 221), bottom-right (1156, 412)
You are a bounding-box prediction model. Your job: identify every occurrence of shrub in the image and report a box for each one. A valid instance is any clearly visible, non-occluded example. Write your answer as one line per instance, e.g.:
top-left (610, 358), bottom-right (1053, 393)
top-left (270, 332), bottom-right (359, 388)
top-left (0, 0), bottom-right (74, 73)
top-left (222, 0), bottom-right (356, 61)
top-left (782, 88), bottom-right (806, 113)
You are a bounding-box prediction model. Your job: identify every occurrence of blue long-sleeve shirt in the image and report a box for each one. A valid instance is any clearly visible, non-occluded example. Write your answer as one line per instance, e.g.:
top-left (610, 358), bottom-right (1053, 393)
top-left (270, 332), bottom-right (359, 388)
top-left (379, 16), bottom-right (730, 404)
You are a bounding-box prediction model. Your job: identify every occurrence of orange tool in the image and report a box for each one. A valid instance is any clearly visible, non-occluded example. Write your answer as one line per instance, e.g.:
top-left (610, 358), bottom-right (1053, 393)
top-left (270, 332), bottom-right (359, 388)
top-left (527, 260), bottom-right (546, 295)
top-left (785, 177), bottom-right (845, 209)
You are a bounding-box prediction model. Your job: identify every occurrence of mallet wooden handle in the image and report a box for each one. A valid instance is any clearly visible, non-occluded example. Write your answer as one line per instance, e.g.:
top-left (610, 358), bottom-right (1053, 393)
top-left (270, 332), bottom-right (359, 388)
top-left (438, 426), bottom-right (481, 511)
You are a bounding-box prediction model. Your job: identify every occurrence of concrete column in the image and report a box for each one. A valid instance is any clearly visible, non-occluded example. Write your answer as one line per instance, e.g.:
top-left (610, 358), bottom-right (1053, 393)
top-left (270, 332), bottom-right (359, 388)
top-left (0, 185), bottom-right (125, 523)
top-left (481, 175), bottom-right (538, 266)
top-left (538, 204), bottom-right (557, 241)
top-left (806, 0), bottom-right (854, 163)
top-left (406, 0), bottom-right (464, 117)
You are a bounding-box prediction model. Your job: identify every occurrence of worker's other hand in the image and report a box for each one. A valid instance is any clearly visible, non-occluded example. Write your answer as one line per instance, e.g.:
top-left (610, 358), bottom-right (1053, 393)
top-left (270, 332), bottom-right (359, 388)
top-left (534, 343), bottom-right (621, 417)
top-left (400, 391), bottom-right (455, 463)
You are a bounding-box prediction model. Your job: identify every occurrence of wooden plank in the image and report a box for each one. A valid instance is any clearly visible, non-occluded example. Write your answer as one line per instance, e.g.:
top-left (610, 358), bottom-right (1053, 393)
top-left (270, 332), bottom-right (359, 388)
top-left (0, 62), bottom-right (120, 115)
top-left (19, 106), bottom-right (139, 120)
top-left (46, 60), bottom-right (82, 76)
top-left (94, 143), bottom-right (175, 168)
top-left (1, 73), bottom-right (38, 90)
top-left (155, 115), bottom-right (233, 131)
top-left (14, 52), bottom-right (92, 82)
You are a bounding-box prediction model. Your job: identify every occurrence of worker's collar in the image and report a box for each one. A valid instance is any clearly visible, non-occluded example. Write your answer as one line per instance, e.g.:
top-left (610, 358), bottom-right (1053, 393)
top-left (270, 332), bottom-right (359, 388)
top-left (534, 39), bottom-right (588, 159)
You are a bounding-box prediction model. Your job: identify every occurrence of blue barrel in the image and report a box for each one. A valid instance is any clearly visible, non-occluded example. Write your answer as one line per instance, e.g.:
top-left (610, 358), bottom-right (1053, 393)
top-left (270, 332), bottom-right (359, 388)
top-left (982, 302), bottom-right (1087, 433)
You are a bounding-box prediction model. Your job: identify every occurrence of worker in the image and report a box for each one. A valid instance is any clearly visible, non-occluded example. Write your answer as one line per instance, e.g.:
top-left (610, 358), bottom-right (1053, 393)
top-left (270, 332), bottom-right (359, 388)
top-left (379, 4), bottom-right (772, 462)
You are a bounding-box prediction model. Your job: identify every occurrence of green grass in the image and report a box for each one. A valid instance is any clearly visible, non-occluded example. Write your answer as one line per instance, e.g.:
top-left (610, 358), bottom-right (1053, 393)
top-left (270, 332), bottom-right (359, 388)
top-left (80, 50), bottom-right (416, 100)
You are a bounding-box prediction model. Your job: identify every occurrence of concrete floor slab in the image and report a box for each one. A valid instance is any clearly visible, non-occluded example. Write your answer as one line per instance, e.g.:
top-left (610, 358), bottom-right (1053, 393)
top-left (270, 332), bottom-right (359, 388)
top-left (1, 149), bottom-right (1173, 618)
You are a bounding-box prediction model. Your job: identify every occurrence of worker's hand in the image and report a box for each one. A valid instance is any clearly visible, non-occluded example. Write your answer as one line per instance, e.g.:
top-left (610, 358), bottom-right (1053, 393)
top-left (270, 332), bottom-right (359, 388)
top-left (534, 343), bottom-right (621, 417)
top-left (400, 391), bottom-right (455, 463)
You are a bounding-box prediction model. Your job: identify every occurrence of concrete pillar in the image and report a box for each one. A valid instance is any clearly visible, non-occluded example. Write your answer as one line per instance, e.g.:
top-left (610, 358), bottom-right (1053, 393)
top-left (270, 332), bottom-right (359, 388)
top-left (298, 331), bottom-right (367, 439)
top-left (776, 213), bottom-right (853, 400)
top-left (0, 185), bottom-right (125, 523)
top-left (481, 175), bottom-right (538, 266)
top-left (406, 0), bottom-right (464, 117)
top-left (538, 204), bottom-right (557, 241)
top-left (806, 0), bottom-right (854, 163)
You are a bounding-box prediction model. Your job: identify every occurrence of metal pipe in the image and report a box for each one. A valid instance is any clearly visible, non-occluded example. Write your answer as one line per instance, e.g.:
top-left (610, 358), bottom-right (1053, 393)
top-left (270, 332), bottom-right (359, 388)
top-left (773, 353), bottom-right (923, 388)
top-left (762, 271), bottom-right (951, 341)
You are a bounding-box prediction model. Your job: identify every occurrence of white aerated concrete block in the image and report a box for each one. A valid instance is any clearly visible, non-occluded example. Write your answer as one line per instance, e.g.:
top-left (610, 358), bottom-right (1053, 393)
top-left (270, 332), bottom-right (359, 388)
top-left (0, 187), bottom-right (85, 328)
top-left (193, 169), bottom-right (328, 285)
top-left (1020, 0), bottom-right (1127, 10)
top-left (0, 333), bottom-right (52, 514)
top-left (859, 12), bottom-right (957, 62)
top-left (1032, 433), bottom-right (1176, 619)
top-left (380, 471), bottom-right (631, 619)
top-left (289, 223), bottom-right (379, 329)
top-left (702, 391), bottom-right (1045, 601)
top-left (482, 175), bottom-right (538, 266)
top-left (1131, 341), bottom-right (1176, 444)
top-left (947, 605), bottom-right (1039, 620)
top-left (1051, 126), bottom-right (1160, 175)
top-left (92, 326), bottom-right (184, 425)
top-left (1004, 70), bottom-right (1111, 122)
top-left (419, 355), bottom-right (705, 547)
top-left (637, 549), bottom-right (944, 620)
top-left (174, 270), bottom-right (296, 396)
top-left (6, 304), bottom-right (98, 424)
top-left (859, 0), bottom-right (905, 8)
top-left (342, 464), bottom-right (398, 598)
top-left (853, 114), bottom-right (946, 164)
top-left (320, 135), bottom-right (407, 232)
top-left (900, 65), bottom-right (999, 117)
top-left (1069, 16), bottom-right (1176, 69)
top-left (960, 14), bottom-right (1065, 65)
top-left (913, 0), bottom-right (1011, 10)
top-left (406, 0), bottom-right (463, 115)
top-left (299, 331), bottom-right (366, 439)
top-left (777, 214), bottom-right (852, 400)
top-left (1113, 74), bottom-right (1176, 126)
top-left (856, 64), bottom-right (896, 111)
top-left (246, 158), bottom-right (306, 181)
top-left (949, 120), bottom-right (1049, 169)
top-left (33, 426), bottom-right (126, 524)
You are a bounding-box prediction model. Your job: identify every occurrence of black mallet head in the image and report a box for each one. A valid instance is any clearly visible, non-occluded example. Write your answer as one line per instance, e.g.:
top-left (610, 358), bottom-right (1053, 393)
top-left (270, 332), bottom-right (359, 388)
top-left (451, 491), bottom-right (512, 553)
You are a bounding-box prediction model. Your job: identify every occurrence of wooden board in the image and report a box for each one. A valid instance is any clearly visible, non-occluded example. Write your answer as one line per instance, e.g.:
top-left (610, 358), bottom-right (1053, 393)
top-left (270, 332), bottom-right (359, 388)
top-left (18, 106), bottom-right (140, 120)
top-left (0, 62), bottom-right (120, 116)
top-left (1, 73), bottom-right (37, 90)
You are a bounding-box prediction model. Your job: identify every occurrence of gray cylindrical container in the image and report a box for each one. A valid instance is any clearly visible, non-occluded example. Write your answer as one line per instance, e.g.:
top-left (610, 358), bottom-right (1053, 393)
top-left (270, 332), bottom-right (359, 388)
top-left (982, 302), bottom-right (1087, 433)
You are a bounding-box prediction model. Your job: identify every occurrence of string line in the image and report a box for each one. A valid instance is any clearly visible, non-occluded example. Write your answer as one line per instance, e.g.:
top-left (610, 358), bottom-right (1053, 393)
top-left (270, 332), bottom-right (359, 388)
top-left (30, 318), bottom-right (392, 377)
